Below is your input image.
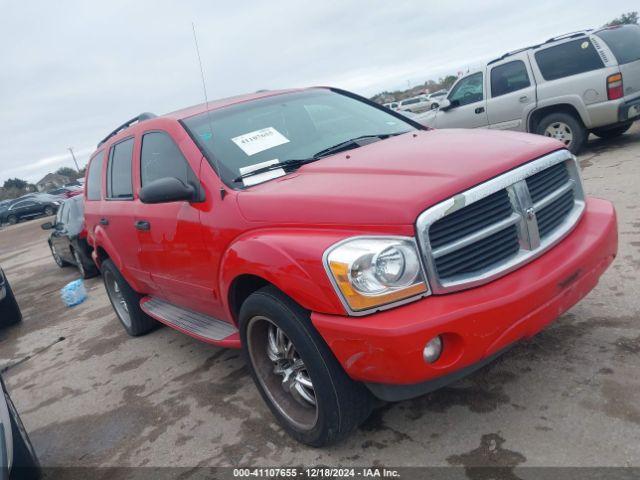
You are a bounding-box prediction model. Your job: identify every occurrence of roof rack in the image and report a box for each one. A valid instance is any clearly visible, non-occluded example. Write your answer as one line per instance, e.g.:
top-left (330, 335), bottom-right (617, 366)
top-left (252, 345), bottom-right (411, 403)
top-left (97, 112), bottom-right (157, 147)
top-left (487, 28), bottom-right (594, 66)
top-left (544, 29), bottom-right (592, 44)
top-left (487, 45), bottom-right (541, 65)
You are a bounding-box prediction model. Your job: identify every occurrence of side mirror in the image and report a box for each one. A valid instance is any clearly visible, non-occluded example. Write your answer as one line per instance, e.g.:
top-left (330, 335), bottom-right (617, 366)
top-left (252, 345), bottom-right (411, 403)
top-left (41, 222), bottom-right (54, 230)
top-left (439, 99), bottom-right (453, 111)
top-left (139, 177), bottom-right (197, 204)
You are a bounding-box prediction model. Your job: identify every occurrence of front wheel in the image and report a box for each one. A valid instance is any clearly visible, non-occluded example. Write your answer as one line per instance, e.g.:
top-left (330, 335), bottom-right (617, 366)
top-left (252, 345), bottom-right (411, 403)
top-left (240, 286), bottom-right (373, 446)
top-left (430, 103), bottom-right (439, 110)
top-left (7, 215), bottom-right (17, 225)
top-left (101, 259), bottom-right (155, 336)
top-left (592, 122), bottom-right (633, 139)
top-left (5, 387), bottom-right (41, 479)
top-left (536, 112), bottom-right (587, 154)
top-left (43, 206), bottom-right (54, 216)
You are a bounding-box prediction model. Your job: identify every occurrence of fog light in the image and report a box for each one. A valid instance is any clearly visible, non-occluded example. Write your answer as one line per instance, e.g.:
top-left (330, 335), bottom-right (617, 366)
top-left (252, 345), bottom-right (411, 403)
top-left (423, 336), bottom-right (443, 364)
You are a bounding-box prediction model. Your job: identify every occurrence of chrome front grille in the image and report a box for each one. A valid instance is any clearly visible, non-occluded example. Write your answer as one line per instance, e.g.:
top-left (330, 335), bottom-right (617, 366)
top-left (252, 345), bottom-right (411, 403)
top-left (416, 150), bottom-right (585, 294)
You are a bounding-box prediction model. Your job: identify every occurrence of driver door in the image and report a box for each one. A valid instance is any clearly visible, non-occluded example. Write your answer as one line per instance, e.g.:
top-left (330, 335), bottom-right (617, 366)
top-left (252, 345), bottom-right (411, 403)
top-left (435, 72), bottom-right (489, 129)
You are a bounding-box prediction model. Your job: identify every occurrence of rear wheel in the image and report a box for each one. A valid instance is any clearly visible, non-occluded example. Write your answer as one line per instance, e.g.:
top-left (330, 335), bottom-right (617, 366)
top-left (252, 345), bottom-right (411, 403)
top-left (430, 103), bottom-right (439, 110)
top-left (536, 112), bottom-right (587, 154)
top-left (72, 248), bottom-right (98, 279)
top-left (43, 206), bottom-right (54, 216)
top-left (592, 122), bottom-right (633, 139)
top-left (7, 215), bottom-right (17, 225)
top-left (0, 278), bottom-right (22, 327)
top-left (49, 242), bottom-right (69, 268)
top-left (101, 259), bottom-right (155, 336)
top-left (240, 286), bottom-right (373, 446)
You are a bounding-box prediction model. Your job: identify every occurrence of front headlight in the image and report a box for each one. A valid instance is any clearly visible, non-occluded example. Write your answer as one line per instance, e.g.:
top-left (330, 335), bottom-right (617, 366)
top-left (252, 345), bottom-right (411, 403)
top-left (324, 237), bottom-right (430, 313)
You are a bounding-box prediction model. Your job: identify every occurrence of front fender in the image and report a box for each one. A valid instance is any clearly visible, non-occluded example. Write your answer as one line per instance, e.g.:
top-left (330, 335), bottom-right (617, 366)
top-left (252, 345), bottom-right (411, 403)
top-left (220, 229), bottom-right (360, 318)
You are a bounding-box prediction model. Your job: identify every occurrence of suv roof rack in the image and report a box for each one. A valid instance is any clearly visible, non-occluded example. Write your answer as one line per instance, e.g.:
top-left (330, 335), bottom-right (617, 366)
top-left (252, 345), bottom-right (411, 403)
top-left (97, 112), bottom-right (157, 147)
top-left (487, 29), bottom-right (594, 66)
top-left (544, 29), bottom-right (592, 44)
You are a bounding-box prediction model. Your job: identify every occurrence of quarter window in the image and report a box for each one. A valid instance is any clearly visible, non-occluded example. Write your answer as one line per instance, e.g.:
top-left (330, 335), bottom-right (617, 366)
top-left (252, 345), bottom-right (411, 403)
top-left (86, 151), bottom-right (104, 201)
top-left (491, 60), bottom-right (531, 97)
top-left (140, 132), bottom-right (195, 186)
top-left (449, 72), bottom-right (484, 106)
top-left (535, 38), bottom-right (604, 81)
top-left (107, 138), bottom-right (134, 199)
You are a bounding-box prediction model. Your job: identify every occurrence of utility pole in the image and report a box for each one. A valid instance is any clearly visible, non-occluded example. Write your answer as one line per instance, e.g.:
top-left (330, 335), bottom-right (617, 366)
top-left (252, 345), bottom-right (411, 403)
top-left (67, 147), bottom-right (80, 172)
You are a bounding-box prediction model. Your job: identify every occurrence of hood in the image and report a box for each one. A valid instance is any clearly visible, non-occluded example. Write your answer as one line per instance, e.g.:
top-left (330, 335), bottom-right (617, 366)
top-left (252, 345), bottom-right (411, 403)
top-left (237, 129), bottom-right (564, 226)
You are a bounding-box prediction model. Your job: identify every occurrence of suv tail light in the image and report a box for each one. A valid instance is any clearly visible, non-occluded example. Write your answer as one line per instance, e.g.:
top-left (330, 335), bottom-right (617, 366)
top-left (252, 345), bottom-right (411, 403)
top-left (607, 73), bottom-right (623, 100)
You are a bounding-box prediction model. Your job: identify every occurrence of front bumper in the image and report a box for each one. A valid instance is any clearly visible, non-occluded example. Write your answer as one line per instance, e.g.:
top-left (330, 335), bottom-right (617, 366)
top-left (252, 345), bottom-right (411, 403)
top-left (311, 197), bottom-right (618, 400)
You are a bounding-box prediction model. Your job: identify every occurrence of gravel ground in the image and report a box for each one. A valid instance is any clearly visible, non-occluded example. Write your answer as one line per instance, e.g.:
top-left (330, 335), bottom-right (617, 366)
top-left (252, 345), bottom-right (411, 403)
top-left (0, 126), bottom-right (639, 475)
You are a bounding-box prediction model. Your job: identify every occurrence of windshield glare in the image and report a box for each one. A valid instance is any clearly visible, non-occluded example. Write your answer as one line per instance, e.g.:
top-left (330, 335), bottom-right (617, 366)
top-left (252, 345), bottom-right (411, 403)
top-left (182, 89), bottom-right (415, 187)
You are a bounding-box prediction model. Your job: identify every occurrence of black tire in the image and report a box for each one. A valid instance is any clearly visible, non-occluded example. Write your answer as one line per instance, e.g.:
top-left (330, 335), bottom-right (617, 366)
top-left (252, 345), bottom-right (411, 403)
top-left (72, 248), bottom-right (98, 279)
top-left (7, 215), bottom-right (17, 225)
top-left (430, 103), bottom-right (439, 110)
top-left (536, 112), bottom-right (587, 154)
top-left (592, 122), bottom-right (633, 139)
top-left (5, 388), bottom-right (41, 480)
top-left (0, 278), bottom-right (22, 327)
top-left (101, 259), bottom-right (155, 336)
top-left (43, 206), bottom-right (54, 216)
top-left (49, 242), bottom-right (70, 268)
top-left (239, 285), bottom-right (373, 446)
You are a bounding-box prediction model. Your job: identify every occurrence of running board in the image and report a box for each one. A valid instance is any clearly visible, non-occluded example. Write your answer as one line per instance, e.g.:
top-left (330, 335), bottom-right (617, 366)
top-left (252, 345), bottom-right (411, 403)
top-left (140, 297), bottom-right (239, 345)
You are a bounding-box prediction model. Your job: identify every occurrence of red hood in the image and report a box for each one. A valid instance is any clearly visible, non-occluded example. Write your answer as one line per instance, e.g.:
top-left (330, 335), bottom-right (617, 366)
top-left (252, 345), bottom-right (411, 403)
top-left (236, 129), bottom-right (564, 226)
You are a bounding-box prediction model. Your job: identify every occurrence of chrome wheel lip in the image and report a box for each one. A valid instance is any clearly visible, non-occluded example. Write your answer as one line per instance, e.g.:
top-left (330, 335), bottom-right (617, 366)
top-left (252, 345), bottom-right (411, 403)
top-left (104, 270), bottom-right (132, 328)
top-left (544, 121), bottom-right (573, 147)
top-left (247, 315), bottom-right (319, 431)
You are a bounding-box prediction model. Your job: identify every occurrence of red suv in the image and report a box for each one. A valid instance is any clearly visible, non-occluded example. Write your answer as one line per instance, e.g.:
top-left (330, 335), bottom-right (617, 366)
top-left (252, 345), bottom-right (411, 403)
top-left (85, 87), bottom-right (617, 446)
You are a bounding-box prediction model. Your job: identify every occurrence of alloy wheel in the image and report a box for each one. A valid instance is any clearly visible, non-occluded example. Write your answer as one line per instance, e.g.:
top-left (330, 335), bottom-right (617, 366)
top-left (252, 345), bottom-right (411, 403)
top-left (544, 121), bottom-right (573, 147)
top-left (104, 270), bottom-right (132, 328)
top-left (247, 316), bottom-right (318, 430)
top-left (51, 244), bottom-right (64, 267)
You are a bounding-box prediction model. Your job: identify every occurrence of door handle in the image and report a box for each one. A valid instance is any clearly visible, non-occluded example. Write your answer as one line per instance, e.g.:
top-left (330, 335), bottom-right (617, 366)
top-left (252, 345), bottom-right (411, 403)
top-left (99, 218), bottom-right (109, 226)
top-left (475, 107), bottom-right (485, 114)
top-left (519, 95), bottom-right (529, 103)
top-left (135, 220), bottom-right (151, 231)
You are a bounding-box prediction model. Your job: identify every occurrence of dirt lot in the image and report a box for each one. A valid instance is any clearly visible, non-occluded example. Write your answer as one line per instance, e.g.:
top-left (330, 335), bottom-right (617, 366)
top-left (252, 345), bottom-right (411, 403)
top-left (1, 127), bottom-right (639, 474)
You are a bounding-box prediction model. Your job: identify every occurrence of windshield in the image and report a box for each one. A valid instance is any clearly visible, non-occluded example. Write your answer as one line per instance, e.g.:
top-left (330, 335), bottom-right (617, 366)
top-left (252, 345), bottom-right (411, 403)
top-left (182, 89), bottom-right (415, 187)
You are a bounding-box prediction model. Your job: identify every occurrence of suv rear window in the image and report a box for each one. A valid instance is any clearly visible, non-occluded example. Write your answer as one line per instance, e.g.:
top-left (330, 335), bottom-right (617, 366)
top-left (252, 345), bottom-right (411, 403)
top-left (491, 60), bottom-right (531, 97)
top-left (86, 151), bottom-right (104, 201)
top-left (535, 38), bottom-right (604, 81)
top-left (107, 138), bottom-right (134, 199)
top-left (596, 25), bottom-right (640, 65)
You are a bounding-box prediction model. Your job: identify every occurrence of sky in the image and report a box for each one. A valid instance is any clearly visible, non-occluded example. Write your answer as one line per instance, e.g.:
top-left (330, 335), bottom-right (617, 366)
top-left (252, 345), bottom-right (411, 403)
top-left (0, 0), bottom-right (636, 185)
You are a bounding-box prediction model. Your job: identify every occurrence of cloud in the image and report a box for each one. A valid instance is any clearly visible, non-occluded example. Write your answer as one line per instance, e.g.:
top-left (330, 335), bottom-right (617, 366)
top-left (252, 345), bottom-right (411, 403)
top-left (1, 0), bottom-right (636, 184)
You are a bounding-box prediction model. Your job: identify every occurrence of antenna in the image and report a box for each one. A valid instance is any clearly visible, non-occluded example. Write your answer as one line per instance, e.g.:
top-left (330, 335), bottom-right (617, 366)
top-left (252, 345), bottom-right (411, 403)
top-left (191, 22), bottom-right (225, 198)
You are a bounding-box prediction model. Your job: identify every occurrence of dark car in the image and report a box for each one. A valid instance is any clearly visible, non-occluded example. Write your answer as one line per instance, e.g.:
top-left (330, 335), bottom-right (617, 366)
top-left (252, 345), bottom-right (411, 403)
top-left (0, 267), bottom-right (22, 328)
top-left (1, 374), bottom-right (40, 479)
top-left (41, 196), bottom-right (98, 279)
top-left (0, 197), bottom-right (60, 226)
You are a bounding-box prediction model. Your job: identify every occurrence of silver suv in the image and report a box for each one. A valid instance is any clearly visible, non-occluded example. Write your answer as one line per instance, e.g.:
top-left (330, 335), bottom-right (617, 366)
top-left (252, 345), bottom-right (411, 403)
top-left (418, 25), bottom-right (640, 153)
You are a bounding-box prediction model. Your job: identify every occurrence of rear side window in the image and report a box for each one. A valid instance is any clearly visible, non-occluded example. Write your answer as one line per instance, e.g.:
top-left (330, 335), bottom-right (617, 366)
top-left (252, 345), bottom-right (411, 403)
top-left (596, 25), bottom-right (640, 65)
top-left (491, 60), bottom-right (531, 97)
top-left (535, 38), bottom-right (604, 81)
top-left (107, 138), bottom-right (134, 199)
top-left (140, 132), bottom-right (195, 186)
top-left (86, 151), bottom-right (104, 201)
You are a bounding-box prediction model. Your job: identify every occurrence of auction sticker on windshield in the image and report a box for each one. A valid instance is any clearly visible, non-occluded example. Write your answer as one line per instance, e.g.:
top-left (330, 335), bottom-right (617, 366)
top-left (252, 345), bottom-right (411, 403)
top-left (231, 127), bottom-right (290, 156)
top-left (239, 159), bottom-right (285, 186)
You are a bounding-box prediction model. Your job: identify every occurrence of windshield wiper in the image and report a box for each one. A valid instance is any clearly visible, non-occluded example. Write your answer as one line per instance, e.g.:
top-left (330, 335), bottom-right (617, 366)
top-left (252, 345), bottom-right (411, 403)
top-left (232, 158), bottom-right (316, 183)
top-left (232, 133), bottom-right (407, 184)
top-left (311, 133), bottom-right (405, 159)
